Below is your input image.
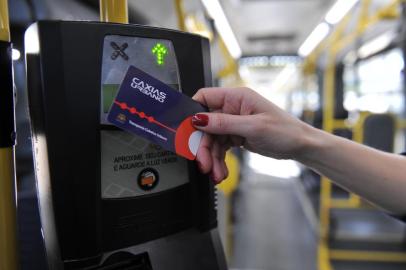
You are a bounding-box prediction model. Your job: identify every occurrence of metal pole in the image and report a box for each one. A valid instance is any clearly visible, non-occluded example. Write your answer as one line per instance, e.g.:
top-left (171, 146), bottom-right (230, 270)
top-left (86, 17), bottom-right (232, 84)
top-left (174, 0), bottom-right (186, 31)
top-left (0, 0), bottom-right (9, 41)
top-left (99, 0), bottom-right (128, 24)
top-left (0, 0), bottom-right (19, 269)
top-left (317, 52), bottom-right (335, 270)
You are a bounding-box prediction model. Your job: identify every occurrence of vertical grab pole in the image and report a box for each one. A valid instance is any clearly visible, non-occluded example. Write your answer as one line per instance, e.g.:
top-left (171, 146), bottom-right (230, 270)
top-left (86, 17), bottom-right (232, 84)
top-left (174, 0), bottom-right (187, 31)
top-left (0, 0), bottom-right (9, 41)
top-left (99, 0), bottom-right (128, 24)
top-left (0, 0), bottom-right (19, 270)
top-left (317, 51), bottom-right (336, 270)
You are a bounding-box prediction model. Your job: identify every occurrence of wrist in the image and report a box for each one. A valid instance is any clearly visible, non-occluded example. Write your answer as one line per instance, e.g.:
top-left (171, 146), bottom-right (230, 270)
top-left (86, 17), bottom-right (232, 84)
top-left (295, 124), bottom-right (330, 166)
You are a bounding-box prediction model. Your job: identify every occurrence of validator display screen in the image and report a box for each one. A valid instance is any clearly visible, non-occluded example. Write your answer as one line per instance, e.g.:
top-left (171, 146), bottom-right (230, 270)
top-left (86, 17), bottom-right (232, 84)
top-left (101, 35), bottom-right (181, 118)
top-left (100, 35), bottom-right (188, 199)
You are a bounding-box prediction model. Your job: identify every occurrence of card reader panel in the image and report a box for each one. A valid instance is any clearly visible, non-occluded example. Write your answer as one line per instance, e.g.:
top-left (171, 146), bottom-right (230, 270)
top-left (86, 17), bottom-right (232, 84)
top-left (101, 35), bottom-right (188, 199)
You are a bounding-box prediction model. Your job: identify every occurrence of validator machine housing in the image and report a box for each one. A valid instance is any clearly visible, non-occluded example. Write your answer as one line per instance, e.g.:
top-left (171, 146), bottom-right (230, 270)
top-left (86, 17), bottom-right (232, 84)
top-left (25, 21), bottom-right (226, 270)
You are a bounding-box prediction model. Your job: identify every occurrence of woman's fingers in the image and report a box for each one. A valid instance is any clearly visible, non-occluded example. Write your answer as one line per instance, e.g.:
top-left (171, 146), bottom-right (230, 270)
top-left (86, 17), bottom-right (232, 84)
top-left (208, 137), bottom-right (231, 184)
top-left (210, 139), bottom-right (225, 183)
top-left (193, 87), bottom-right (272, 114)
top-left (195, 132), bottom-right (235, 184)
top-left (192, 113), bottom-right (253, 138)
top-left (195, 133), bottom-right (213, 174)
top-left (219, 142), bottom-right (230, 183)
top-left (192, 87), bottom-right (232, 110)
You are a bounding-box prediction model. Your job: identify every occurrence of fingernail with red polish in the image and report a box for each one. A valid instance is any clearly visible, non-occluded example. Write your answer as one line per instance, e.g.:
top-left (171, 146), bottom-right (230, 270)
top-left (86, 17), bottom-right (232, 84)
top-left (192, 113), bottom-right (208, 127)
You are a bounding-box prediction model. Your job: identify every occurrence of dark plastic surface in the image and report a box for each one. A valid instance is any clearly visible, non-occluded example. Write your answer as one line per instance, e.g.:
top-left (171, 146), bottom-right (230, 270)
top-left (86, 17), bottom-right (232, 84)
top-left (0, 41), bottom-right (16, 148)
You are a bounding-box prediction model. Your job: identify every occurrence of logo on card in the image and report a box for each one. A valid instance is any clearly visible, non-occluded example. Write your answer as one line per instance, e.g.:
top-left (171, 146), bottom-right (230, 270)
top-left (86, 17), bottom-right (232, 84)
top-left (137, 168), bottom-right (159, 191)
top-left (131, 77), bottom-right (166, 103)
top-left (116, 113), bottom-right (127, 124)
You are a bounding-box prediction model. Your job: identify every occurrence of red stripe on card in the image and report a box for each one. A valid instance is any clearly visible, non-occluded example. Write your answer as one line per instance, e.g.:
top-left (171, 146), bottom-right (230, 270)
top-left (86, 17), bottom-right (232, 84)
top-left (114, 101), bottom-right (177, 133)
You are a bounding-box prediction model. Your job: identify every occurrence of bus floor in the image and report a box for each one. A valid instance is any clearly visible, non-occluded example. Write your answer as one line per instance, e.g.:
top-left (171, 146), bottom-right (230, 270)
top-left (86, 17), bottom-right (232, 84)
top-left (228, 166), bottom-right (406, 270)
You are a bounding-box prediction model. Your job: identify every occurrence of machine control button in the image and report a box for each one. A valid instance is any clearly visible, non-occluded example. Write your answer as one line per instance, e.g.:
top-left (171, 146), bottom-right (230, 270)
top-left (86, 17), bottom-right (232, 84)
top-left (137, 168), bottom-right (159, 191)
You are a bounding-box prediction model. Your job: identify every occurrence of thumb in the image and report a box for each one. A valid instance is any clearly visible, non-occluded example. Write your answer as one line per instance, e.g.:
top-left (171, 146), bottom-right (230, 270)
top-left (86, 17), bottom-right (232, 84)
top-left (191, 113), bottom-right (252, 137)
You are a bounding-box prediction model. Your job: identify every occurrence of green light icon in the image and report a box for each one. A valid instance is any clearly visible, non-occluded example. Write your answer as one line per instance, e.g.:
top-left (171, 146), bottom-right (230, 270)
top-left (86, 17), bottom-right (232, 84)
top-left (151, 43), bottom-right (168, 66)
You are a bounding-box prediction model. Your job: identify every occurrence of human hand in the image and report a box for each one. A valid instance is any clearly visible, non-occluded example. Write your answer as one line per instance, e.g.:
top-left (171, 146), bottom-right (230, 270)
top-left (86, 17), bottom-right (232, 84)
top-left (192, 87), bottom-right (312, 184)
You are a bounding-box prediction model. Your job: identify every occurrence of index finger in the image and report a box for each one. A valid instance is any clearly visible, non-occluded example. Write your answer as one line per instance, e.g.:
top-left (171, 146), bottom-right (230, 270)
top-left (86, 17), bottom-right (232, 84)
top-left (192, 87), bottom-right (235, 110)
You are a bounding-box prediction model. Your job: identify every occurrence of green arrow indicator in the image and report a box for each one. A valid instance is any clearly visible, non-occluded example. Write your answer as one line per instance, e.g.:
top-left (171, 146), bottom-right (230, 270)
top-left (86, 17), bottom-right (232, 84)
top-left (151, 43), bottom-right (168, 66)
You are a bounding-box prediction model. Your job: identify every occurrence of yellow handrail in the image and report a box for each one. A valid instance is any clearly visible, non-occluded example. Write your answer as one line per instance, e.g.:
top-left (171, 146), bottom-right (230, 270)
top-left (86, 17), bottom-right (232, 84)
top-left (217, 151), bottom-right (240, 260)
top-left (312, 1), bottom-right (405, 269)
top-left (174, 0), bottom-right (186, 31)
top-left (0, 0), bottom-right (19, 270)
top-left (0, 149), bottom-right (18, 270)
top-left (100, 0), bottom-right (128, 24)
top-left (304, 0), bottom-right (402, 74)
top-left (0, 0), bottom-right (9, 41)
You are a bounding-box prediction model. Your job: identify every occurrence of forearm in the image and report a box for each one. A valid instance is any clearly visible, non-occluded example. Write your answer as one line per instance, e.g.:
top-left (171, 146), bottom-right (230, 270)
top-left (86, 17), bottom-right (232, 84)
top-left (192, 87), bottom-right (406, 213)
top-left (298, 125), bottom-right (406, 215)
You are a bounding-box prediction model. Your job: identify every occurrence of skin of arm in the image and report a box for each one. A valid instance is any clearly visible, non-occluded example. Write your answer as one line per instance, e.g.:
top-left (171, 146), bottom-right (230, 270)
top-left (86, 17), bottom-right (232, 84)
top-left (299, 124), bottom-right (406, 214)
top-left (192, 87), bottom-right (406, 215)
